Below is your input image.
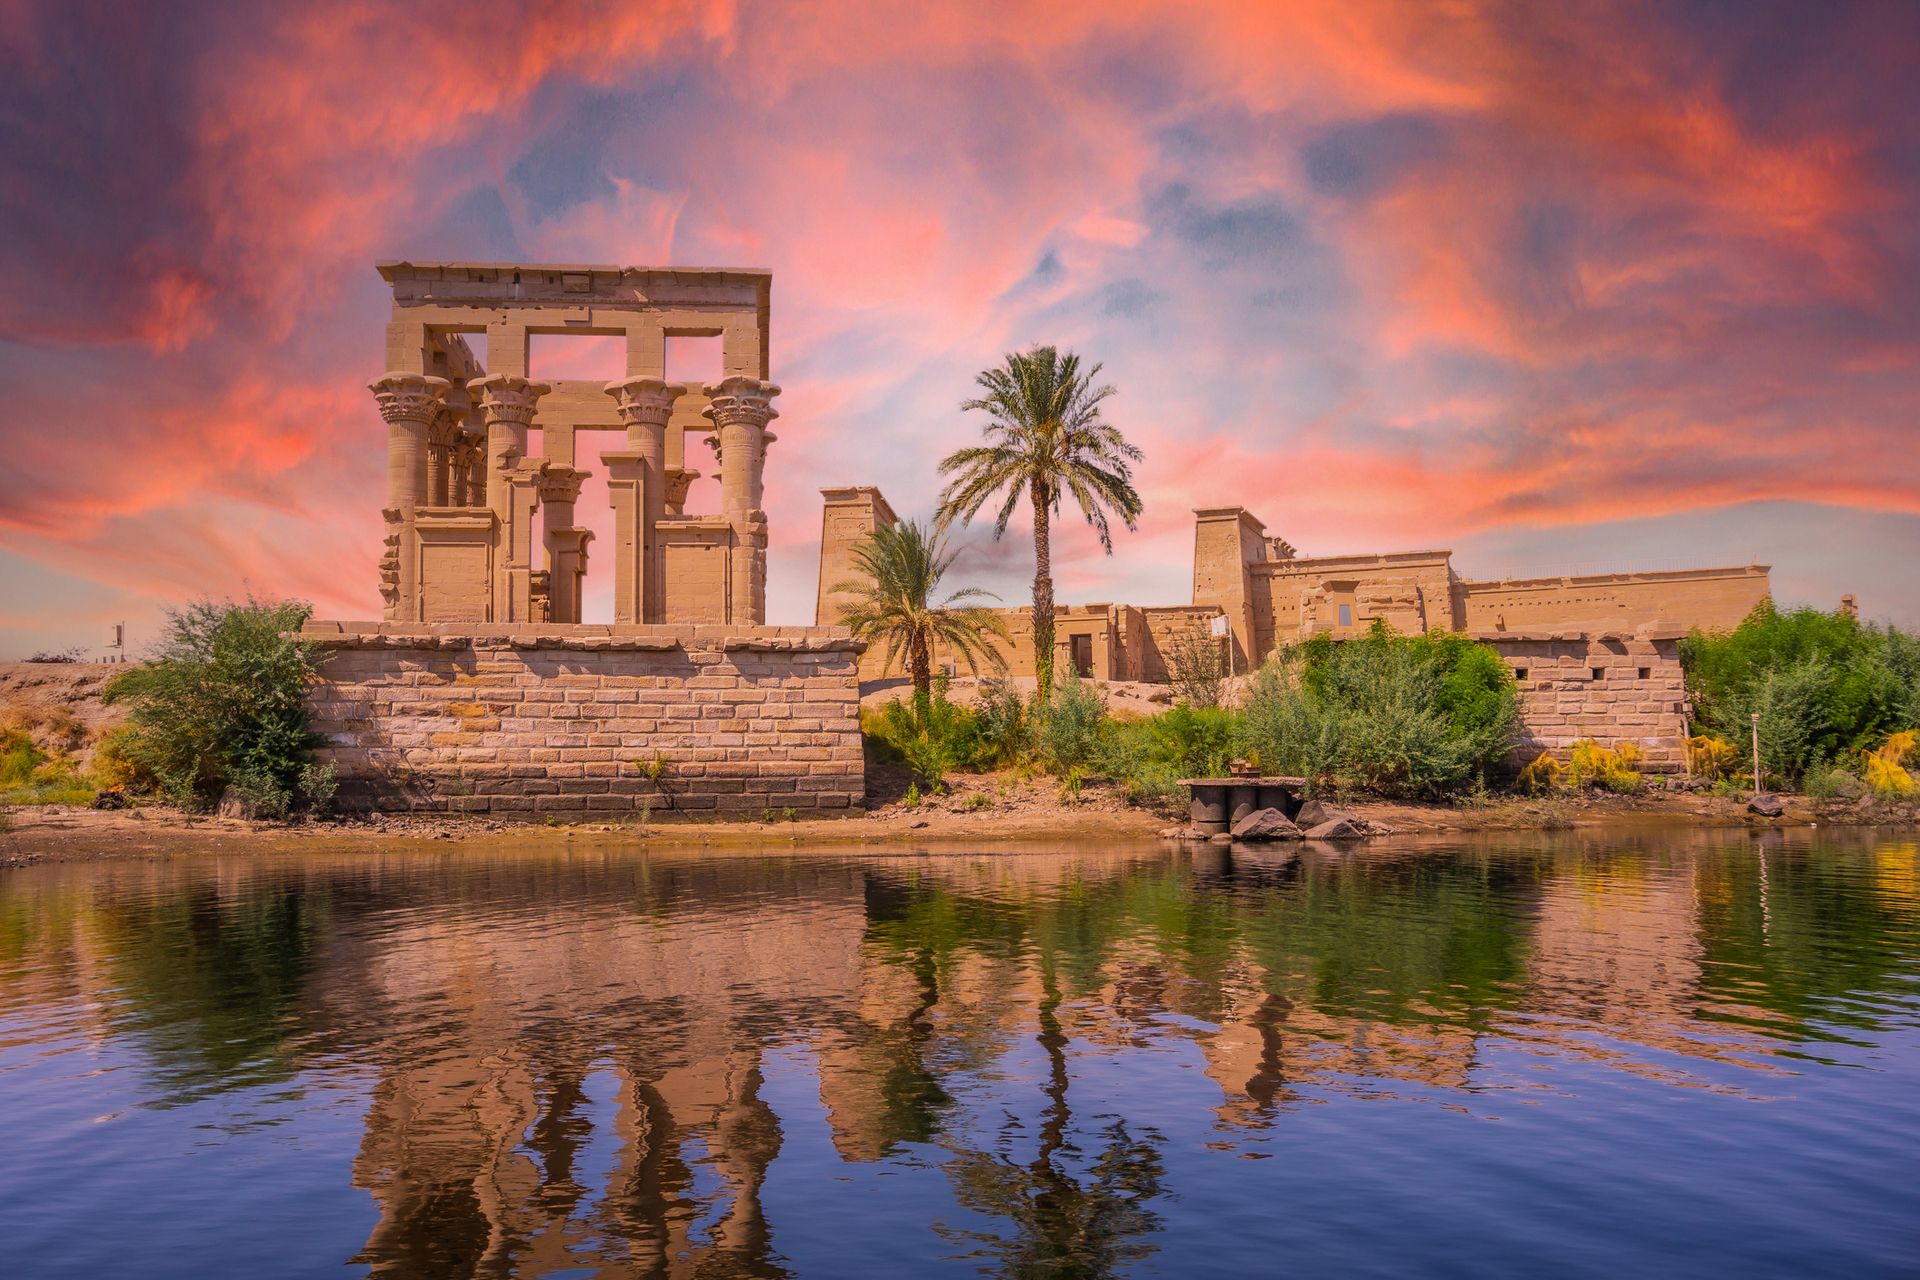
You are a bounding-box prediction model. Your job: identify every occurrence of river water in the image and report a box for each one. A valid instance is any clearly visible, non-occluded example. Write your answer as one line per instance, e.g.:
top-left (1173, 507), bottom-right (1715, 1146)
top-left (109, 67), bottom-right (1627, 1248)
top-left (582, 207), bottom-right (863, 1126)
top-left (1, 830), bottom-right (1916, 1278)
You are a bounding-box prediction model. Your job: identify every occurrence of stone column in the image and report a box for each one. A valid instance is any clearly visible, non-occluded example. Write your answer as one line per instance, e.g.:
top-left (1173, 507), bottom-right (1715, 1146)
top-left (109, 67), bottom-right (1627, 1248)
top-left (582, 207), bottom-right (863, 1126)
top-left (369, 372), bottom-right (450, 621)
top-left (427, 404), bottom-right (464, 507)
top-left (462, 433), bottom-right (487, 506)
top-left (370, 372), bottom-right (450, 513)
top-left (701, 377), bottom-right (779, 625)
top-left (603, 377), bottom-right (686, 625)
top-left (469, 375), bottom-right (550, 622)
top-left (470, 375), bottom-right (548, 515)
top-left (546, 529), bottom-right (593, 626)
top-left (537, 465), bottom-right (590, 624)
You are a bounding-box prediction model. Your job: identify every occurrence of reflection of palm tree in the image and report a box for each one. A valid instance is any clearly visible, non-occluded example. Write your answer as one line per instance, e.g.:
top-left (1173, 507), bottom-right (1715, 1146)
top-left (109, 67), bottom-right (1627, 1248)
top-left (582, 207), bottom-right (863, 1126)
top-left (937, 950), bottom-right (1168, 1278)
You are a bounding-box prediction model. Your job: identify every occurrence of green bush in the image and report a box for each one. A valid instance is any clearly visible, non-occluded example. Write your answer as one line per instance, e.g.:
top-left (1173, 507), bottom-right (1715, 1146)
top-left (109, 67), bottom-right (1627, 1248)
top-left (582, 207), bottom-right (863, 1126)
top-left (1237, 624), bottom-right (1518, 799)
top-left (1036, 671), bottom-right (1107, 773)
top-left (0, 727), bottom-right (97, 807)
top-left (1097, 704), bottom-right (1237, 812)
top-left (1681, 603), bottom-right (1920, 786)
top-left (1803, 760), bottom-right (1867, 801)
top-left (972, 676), bottom-right (1033, 767)
top-left (103, 597), bottom-right (334, 813)
top-left (862, 679), bottom-right (984, 790)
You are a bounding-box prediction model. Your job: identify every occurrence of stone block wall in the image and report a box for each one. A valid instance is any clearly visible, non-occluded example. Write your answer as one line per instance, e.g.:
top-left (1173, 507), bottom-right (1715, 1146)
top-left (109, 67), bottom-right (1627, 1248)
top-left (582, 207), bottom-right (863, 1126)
top-left (1458, 565), bottom-right (1769, 635)
top-left (302, 622), bottom-right (865, 818)
top-left (1485, 631), bottom-right (1689, 771)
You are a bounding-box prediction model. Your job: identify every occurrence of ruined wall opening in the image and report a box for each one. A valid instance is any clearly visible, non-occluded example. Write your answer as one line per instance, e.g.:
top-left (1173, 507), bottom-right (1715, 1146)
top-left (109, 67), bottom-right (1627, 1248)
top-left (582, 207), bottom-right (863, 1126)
top-left (573, 447), bottom-right (615, 624)
top-left (667, 334), bottom-right (724, 514)
top-left (529, 332), bottom-right (627, 382)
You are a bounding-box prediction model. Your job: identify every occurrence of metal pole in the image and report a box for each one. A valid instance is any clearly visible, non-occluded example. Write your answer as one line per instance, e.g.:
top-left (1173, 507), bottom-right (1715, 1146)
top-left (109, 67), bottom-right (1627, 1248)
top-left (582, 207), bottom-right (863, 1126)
top-left (1751, 711), bottom-right (1762, 796)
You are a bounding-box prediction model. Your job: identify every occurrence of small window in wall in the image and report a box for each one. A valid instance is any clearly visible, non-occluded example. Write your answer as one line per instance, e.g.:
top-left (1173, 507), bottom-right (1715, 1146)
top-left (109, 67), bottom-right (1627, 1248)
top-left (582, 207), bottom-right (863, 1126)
top-left (1637, 667), bottom-right (1651, 681)
top-left (1591, 667), bottom-right (1606, 681)
top-left (1513, 666), bottom-right (1529, 682)
top-left (1337, 603), bottom-right (1353, 628)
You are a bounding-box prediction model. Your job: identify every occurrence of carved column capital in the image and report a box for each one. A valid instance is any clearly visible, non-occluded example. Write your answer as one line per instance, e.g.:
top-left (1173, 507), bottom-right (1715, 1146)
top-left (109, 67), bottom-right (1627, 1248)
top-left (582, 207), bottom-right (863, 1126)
top-left (468, 374), bottom-right (551, 427)
top-left (369, 372), bottom-right (450, 423)
top-left (427, 403), bottom-right (467, 446)
top-left (537, 465), bottom-right (590, 505)
top-left (700, 376), bottom-right (781, 431)
top-left (604, 376), bottom-right (688, 429)
top-left (663, 468), bottom-right (698, 514)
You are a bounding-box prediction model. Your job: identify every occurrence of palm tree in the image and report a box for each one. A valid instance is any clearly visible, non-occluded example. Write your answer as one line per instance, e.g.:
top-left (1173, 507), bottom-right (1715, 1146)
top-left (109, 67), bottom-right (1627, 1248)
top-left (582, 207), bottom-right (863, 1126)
top-left (937, 345), bottom-right (1143, 701)
top-left (834, 519), bottom-right (1010, 725)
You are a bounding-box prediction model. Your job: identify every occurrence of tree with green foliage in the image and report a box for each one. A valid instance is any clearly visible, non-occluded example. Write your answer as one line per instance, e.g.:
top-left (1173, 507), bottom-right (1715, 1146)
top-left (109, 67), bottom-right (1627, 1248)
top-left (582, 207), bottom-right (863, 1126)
top-left (937, 345), bottom-right (1144, 702)
top-left (835, 519), bottom-right (1010, 728)
top-left (1238, 624), bottom-right (1519, 799)
top-left (103, 597), bottom-right (334, 815)
top-left (1681, 602), bottom-right (1920, 785)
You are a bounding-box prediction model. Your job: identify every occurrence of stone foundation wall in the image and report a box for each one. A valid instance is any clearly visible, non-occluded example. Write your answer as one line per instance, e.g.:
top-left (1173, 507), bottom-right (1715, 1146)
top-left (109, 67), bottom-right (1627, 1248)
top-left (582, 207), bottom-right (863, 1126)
top-left (1485, 631), bottom-right (1689, 771)
top-left (302, 622), bottom-right (865, 817)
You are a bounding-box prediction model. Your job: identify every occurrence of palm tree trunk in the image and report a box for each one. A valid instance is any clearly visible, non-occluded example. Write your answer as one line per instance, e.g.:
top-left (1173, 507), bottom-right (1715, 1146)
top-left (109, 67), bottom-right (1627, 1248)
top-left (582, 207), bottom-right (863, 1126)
top-left (1030, 478), bottom-right (1055, 703)
top-left (909, 632), bottom-right (933, 729)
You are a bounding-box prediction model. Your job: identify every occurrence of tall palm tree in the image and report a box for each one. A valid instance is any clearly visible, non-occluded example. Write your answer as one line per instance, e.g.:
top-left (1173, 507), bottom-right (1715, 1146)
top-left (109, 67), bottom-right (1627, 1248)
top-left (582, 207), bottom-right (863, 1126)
top-left (834, 519), bottom-right (1010, 725)
top-left (937, 345), bottom-right (1143, 701)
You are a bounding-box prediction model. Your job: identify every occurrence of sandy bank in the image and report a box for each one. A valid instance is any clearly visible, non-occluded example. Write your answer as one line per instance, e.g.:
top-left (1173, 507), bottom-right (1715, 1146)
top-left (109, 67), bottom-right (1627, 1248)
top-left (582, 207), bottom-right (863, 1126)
top-left (5, 783), bottom-right (1911, 867)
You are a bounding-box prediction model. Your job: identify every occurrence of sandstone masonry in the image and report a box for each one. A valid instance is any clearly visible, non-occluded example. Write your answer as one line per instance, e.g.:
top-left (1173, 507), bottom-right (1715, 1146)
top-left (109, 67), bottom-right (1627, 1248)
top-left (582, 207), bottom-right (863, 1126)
top-left (303, 623), bottom-right (864, 818)
top-left (818, 486), bottom-right (1776, 772)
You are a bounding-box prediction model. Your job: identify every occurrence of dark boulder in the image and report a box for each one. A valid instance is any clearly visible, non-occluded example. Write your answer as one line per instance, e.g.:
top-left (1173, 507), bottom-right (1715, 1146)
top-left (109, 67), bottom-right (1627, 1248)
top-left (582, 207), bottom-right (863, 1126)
top-left (1295, 798), bottom-right (1357, 829)
top-left (1231, 808), bottom-right (1304, 842)
top-left (1747, 793), bottom-right (1785, 818)
top-left (1304, 817), bottom-right (1369, 841)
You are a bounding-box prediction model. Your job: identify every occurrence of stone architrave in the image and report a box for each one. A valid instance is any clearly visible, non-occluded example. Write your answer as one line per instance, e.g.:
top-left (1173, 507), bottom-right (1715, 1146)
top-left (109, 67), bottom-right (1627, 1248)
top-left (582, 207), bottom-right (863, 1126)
top-left (469, 375), bottom-right (550, 622)
top-left (701, 376), bottom-right (780, 624)
top-left (369, 372), bottom-right (450, 620)
top-left (603, 376), bottom-right (687, 625)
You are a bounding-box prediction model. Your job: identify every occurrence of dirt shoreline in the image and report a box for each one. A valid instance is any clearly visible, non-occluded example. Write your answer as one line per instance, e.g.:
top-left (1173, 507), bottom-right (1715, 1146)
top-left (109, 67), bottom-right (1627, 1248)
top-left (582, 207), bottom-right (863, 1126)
top-left (4, 785), bottom-right (1913, 867)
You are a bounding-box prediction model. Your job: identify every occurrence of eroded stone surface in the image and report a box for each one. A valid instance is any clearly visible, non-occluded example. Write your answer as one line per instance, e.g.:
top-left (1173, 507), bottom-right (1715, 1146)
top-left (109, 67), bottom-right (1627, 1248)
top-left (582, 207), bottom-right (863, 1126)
top-left (1230, 808), bottom-right (1303, 841)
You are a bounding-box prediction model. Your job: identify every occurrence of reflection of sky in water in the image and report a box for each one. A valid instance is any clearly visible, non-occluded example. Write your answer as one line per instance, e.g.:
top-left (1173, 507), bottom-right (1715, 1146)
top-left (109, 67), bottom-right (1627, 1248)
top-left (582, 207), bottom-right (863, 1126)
top-left (0, 832), bottom-right (1916, 1277)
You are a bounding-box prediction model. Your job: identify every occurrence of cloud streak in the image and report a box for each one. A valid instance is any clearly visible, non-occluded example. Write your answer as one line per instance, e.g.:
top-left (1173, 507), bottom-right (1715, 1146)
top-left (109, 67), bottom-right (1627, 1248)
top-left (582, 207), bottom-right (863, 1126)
top-left (1, 0), bottom-right (1916, 655)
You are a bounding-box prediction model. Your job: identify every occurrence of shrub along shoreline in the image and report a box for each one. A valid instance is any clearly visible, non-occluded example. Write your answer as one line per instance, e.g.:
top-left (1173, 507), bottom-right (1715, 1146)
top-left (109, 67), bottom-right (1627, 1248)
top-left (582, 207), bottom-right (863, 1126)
top-left (6, 601), bottom-right (1918, 831)
top-left (865, 607), bottom-right (1920, 817)
top-left (865, 623), bottom-right (1527, 815)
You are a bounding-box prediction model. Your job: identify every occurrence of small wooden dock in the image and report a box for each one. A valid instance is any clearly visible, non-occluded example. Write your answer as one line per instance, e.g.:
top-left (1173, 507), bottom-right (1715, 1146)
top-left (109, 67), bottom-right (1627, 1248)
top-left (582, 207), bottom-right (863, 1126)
top-left (1177, 776), bottom-right (1307, 835)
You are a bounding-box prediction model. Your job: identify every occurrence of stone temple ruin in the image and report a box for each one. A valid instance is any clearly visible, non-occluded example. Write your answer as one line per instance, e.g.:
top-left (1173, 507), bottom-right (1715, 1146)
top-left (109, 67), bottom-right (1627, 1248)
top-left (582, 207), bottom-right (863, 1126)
top-left (303, 263), bottom-right (864, 818)
top-left (819, 491), bottom-right (1775, 774)
top-left (367, 262), bottom-right (778, 627)
top-left (304, 257), bottom-right (1792, 818)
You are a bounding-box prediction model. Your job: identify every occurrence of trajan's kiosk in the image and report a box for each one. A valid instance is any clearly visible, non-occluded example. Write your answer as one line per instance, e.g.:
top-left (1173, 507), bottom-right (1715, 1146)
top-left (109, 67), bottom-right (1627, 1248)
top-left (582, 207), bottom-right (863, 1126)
top-left (304, 260), bottom-right (1776, 817)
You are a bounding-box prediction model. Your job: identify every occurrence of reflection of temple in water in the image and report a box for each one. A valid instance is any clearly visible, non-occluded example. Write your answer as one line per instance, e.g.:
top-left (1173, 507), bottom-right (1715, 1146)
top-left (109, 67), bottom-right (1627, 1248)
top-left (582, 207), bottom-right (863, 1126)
top-left (329, 863), bottom-right (872, 1277)
top-left (5, 835), bottom-right (1892, 1275)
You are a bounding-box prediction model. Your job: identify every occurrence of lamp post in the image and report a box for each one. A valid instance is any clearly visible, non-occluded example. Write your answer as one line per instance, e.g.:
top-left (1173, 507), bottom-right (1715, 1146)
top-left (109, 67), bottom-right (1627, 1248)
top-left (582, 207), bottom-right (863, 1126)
top-left (1751, 711), bottom-right (1763, 797)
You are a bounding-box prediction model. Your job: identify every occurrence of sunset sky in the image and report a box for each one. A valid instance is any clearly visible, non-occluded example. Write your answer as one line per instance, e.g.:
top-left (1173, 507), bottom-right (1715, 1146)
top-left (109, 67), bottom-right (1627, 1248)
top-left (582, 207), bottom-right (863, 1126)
top-left (3, 0), bottom-right (1918, 657)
